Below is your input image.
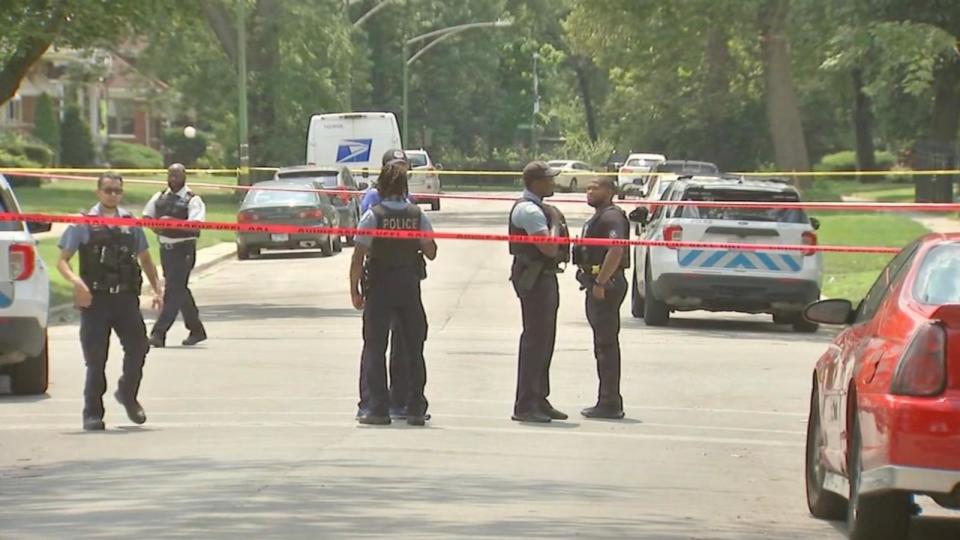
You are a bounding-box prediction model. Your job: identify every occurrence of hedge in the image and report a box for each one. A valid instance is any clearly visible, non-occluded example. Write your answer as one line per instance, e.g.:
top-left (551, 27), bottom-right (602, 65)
top-left (108, 141), bottom-right (163, 169)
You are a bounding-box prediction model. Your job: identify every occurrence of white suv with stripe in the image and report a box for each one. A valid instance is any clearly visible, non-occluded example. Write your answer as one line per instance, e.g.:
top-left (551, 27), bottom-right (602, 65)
top-left (630, 176), bottom-right (822, 332)
top-left (0, 174), bottom-right (51, 394)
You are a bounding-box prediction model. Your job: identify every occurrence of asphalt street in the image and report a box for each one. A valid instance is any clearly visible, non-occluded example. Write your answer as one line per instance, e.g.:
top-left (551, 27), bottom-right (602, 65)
top-left (1, 192), bottom-right (958, 539)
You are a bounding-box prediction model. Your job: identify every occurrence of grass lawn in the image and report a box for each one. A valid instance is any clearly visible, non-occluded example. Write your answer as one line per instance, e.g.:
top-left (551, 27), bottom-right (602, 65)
top-left (802, 179), bottom-right (909, 202)
top-left (17, 176), bottom-right (244, 306)
top-left (815, 213), bottom-right (928, 301)
top-left (851, 186), bottom-right (916, 203)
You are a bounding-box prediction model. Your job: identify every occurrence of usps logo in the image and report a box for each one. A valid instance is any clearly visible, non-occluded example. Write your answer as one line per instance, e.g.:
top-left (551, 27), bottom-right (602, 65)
top-left (336, 139), bottom-right (373, 163)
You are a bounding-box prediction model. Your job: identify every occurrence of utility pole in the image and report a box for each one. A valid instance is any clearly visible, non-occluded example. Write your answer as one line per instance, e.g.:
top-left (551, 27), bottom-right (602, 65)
top-left (237, 1), bottom-right (250, 185)
top-left (531, 52), bottom-right (540, 158)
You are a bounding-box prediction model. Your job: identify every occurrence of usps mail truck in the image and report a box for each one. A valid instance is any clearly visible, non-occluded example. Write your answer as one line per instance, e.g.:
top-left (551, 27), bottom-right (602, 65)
top-left (306, 112), bottom-right (403, 184)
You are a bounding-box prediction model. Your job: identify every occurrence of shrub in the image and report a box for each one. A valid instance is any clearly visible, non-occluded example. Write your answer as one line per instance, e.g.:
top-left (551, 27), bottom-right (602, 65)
top-left (814, 150), bottom-right (897, 183)
top-left (162, 128), bottom-right (208, 166)
top-left (107, 141), bottom-right (163, 169)
top-left (33, 94), bottom-right (59, 163)
top-left (0, 132), bottom-right (55, 187)
top-left (60, 106), bottom-right (96, 167)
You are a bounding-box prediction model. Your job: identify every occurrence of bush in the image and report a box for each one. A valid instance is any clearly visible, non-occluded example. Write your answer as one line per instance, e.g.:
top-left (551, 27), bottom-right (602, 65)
top-left (162, 128), bottom-right (208, 167)
top-left (33, 94), bottom-right (59, 163)
top-left (0, 132), bottom-right (54, 187)
top-left (60, 106), bottom-right (96, 167)
top-left (107, 141), bottom-right (163, 169)
top-left (815, 150), bottom-right (896, 180)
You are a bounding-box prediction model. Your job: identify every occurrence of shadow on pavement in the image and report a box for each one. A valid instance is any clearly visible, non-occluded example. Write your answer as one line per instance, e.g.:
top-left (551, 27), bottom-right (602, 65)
top-left (619, 315), bottom-right (837, 344)
top-left (199, 303), bottom-right (359, 322)
top-left (0, 457), bottom-right (855, 539)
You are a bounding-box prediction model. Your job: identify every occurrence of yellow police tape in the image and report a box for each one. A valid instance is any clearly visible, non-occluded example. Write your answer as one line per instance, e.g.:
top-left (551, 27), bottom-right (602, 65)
top-left (2, 167), bottom-right (959, 178)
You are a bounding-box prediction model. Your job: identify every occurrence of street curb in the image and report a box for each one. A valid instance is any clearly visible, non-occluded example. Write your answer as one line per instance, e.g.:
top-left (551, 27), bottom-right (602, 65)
top-left (48, 243), bottom-right (236, 322)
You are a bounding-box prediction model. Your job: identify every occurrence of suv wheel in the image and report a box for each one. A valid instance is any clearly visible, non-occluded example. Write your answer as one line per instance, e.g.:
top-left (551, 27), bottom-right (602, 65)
top-left (11, 333), bottom-right (48, 395)
top-left (630, 268), bottom-right (644, 318)
top-left (643, 265), bottom-right (670, 326)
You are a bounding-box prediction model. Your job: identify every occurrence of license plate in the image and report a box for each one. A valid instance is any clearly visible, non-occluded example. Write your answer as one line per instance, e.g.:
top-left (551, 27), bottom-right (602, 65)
top-left (271, 234), bottom-right (289, 242)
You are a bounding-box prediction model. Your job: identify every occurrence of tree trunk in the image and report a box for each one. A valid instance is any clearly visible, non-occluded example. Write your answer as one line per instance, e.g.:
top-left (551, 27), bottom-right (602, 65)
top-left (758, 0), bottom-right (810, 183)
top-left (916, 57), bottom-right (960, 202)
top-left (572, 57), bottom-right (599, 142)
top-left (851, 68), bottom-right (877, 180)
top-left (0, 12), bottom-right (66, 106)
top-left (703, 25), bottom-right (733, 167)
top-left (247, 0), bottom-right (282, 167)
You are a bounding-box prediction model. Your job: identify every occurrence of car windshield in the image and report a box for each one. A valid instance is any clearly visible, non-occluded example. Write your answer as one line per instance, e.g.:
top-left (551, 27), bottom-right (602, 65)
top-left (913, 243), bottom-right (960, 304)
top-left (625, 158), bottom-right (655, 168)
top-left (407, 153), bottom-right (429, 167)
top-left (658, 162), bottom-right (718, 174)
top-left (548, 161), bottom-right (570, 168)
top-left (678, 188), bottom-right (808, 223)
top-left (244, 186), bottom-right (318, 207)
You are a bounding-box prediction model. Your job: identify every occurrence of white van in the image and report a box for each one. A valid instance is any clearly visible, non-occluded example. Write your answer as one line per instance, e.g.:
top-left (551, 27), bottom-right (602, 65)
top-left (305, 112), bottom-right (403, 184)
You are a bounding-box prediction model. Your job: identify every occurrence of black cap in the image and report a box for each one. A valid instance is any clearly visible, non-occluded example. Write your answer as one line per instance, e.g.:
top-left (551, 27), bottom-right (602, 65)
top-left (382, 149), bottom-right (408, 166)
top-left (522, 160), bottom-right (560, 182)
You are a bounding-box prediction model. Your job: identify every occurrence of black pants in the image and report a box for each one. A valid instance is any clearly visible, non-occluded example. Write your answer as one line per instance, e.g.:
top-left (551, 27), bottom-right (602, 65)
top-left (359, 269), bottom-right (428, 417)
top-left (79, 292), bottom-right (149, 418)
top-left (358, 320), bottom-right (409, 412)
top-left (513, 270), bottom-right (559, 415)
top-left (152, 241), bottom-right (205, 338)
top-left (585, 272), bottom-right (627, 409)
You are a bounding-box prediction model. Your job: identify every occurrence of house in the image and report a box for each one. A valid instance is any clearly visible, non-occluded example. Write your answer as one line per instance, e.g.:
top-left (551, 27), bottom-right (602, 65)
top-left (0, 47), bottom-right (175, 153)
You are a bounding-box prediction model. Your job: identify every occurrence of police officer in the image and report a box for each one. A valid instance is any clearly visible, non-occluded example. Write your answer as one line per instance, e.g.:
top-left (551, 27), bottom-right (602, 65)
top-left (143, 163), bottom-right (207, 348)
top-left (509, 161), bottom-right (571, 423)
top-left (350, 159), bottom-right (437, 426)
top-left (575, 177), bottom-right (630, 419)
top-left (56, 173), bottom-right (164, 431)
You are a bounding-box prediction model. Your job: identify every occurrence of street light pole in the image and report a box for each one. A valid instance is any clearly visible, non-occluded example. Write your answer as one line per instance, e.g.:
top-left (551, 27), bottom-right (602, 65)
top-left (237, 1), bottom-right (249, 185)
top-left (532, 52), bottom-right (539, 157)
top-left (401, 20), bottom-right (512, 141)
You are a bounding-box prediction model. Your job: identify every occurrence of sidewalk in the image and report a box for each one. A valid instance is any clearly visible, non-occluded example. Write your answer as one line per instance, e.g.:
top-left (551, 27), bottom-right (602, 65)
top-left (840, 195), bottom-right (958, 234)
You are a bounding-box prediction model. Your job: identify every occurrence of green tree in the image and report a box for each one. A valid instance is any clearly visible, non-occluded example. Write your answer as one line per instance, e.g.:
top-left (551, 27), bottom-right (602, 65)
top-left (59, 106), bottom-right (95, 167)
top-left (32, 93), bottom-right (59, 163)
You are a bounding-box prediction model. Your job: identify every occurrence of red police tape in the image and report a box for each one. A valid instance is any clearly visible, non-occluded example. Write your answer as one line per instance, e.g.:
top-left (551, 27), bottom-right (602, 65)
top-left (0, 212), bottom-right (903, 255)
top-left (5, 170), bottom-right (960, 212)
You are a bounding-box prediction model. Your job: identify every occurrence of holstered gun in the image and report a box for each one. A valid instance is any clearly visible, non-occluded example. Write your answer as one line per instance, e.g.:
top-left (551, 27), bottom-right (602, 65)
top-left (511, 259), bottom-right (544, 298)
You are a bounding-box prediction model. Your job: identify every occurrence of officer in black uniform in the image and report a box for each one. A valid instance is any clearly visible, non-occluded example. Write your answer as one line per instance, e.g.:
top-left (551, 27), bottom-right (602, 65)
top-left (56, 173), bottom-right (164, 431)
top-left (349, 159), bottom-right (437, 426)
top-left (509, 161), bottom-right (571, 423)
top-left (574, 177), bottom-right (630, 419)
top-left (143, 163), bottom-right (207, 348)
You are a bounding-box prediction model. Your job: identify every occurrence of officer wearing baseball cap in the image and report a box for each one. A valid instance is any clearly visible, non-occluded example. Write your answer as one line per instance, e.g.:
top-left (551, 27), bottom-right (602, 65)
top-left (508, 161), bottom-right (572, 423)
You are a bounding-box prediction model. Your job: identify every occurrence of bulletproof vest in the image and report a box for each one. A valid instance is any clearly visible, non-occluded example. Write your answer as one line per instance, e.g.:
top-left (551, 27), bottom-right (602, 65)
top-left (78, 224), bottom-right (144, 293)
top-left (154, 190), bottom-right (200, 239)
top-left (367, 204), bottom-right (423, 270)
top-left (508, 198), bottom-right (570, 268)
top-left (575, 205), bottom-right (630, 271)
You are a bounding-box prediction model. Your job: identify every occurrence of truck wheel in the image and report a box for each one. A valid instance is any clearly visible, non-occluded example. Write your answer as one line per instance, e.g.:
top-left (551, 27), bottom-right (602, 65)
top-left (321, 235), bottom-right (334, 257)
top-left (643, 266), bottom-right (670, 326)
top-left (333, 235), bottom-right (343, 253)
top-left (631, 268), bottom-right (644, 318)
top-left (11, 334), bottom-right (48, 395)
top-left (847, 412), bottom-right (913, 540)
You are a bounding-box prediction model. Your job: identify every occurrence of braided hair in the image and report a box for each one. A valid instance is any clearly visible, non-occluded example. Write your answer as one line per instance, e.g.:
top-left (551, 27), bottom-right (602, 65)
top-left (377, 161), bottom-right (409, 199)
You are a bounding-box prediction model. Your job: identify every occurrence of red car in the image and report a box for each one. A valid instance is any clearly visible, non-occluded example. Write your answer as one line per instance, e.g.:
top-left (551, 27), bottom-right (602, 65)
top-left (803, 233), bottom-right (960, 539)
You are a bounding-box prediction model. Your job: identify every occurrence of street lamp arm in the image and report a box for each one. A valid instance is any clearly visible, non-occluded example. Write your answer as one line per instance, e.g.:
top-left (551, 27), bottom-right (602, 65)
top-left (352, 0), bottom-right (397, 28)
top-left (406, 20), bottom-right (511, 45)
top-left (407, 29), bottom-right (467, 66)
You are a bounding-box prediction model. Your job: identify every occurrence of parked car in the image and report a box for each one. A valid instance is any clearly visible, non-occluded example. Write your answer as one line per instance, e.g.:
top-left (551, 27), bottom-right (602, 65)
top-left (236, 180), bottom-right (342, 260)
top-left (622, 159), bottom-right (720, 200)
top-left (547, 160), bottom-right (594, 192)
top-left (804, 234), bottom-right (960, 539)
top-left (629, 176), bottom-right (822, 331)
top-left (0, 174), bottom-right (51, 395)
top-left (405, 149), bottom-right (441, 211)
top-left (617, 153), bottom-right (666, 198)
top-left (274, 166), bottom-right (364, 246)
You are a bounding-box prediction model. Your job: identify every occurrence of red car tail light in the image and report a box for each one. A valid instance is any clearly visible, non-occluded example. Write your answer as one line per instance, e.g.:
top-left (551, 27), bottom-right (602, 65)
top-left (9, 244), bottom-right (35, 281)
top-left (237, 211), bottom-right (260, 224)
top-left (663, 225), bottom-right (683, 248)
top-left (299, 209), bottom-right (324, 220)
top-left (802, 231), bottom-right (818, 256)
top-left (891, 322), bottom-right (947, 397)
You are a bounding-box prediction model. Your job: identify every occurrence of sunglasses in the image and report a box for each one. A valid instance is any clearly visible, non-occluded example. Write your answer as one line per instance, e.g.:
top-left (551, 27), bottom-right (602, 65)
top-left (100, 188), bottom-right (124, 195)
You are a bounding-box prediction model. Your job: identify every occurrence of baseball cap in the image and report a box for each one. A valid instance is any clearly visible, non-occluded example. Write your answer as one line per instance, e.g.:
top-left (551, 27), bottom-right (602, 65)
top-left (382, 149), bottom-right (408, 166)
top-left (522, 160), bottom-right (560, 182)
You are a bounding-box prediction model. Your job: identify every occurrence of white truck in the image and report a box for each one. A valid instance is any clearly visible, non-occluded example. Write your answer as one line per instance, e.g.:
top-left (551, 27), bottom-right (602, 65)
top-left (0, 174), bottom-right (52, 394)
top-left (305, 112), bottom-right (403, 186)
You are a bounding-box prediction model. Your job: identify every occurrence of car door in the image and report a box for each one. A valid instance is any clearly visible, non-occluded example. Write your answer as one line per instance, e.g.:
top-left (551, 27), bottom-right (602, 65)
top-left (636, 186), bottom-right (677, 294)
top-left (821, 242), bottom-right (920, 467)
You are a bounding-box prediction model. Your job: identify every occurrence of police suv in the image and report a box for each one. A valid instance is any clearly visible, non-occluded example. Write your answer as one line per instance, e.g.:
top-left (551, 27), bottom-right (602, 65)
top-left (629, 176), bottom-right (822, 332)
top-left (0, 174), bottom-right (51, 394)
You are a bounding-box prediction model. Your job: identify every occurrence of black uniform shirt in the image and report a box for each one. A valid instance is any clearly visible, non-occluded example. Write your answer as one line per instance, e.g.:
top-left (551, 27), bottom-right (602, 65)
top-left (582, 204), bottom-right (629, 265)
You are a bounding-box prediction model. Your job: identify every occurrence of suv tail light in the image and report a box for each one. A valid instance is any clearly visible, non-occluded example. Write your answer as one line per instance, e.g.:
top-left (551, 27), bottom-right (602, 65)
top-left (237, 210), bottom-right (260, 224)
top-left (802, 231), bottom-right (818, 256)
top-left (663, 225), bottom-right (683, 248)
top-left (299, 209), bottom-right (324, 220)
top-left (9, 244), bottom-right (35, 281)
top-left (891, 322), bottom-right (947, 397)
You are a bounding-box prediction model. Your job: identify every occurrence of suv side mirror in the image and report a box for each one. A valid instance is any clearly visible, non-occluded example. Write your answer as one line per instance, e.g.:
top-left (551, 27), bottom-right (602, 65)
top-left (358, 182), bottom-right (369, 191)
top-left (628, 207), bottom-right (649, 225)
top-left (435, 163), bottom-right (443, 170)
top-left (809, 217), bottom-right (821, 230)
top-left (27, 221), bottom-right (51, 234)
top-left (804, 299), bottom-right (853, 325)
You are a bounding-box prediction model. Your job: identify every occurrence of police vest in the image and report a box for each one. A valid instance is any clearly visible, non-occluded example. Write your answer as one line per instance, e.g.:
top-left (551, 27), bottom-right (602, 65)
top-left (575, 205), bottom-right (630, 270)
top-left (154, 190), bottom-right (200, 239)
top-left (367, 204), bottom-right (423, 270)
top-left (78, 224), bottom-right (144, 293)
top-left (508, 198), bottom-right (570, 268)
